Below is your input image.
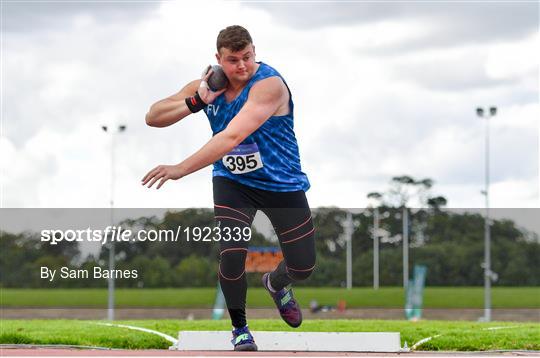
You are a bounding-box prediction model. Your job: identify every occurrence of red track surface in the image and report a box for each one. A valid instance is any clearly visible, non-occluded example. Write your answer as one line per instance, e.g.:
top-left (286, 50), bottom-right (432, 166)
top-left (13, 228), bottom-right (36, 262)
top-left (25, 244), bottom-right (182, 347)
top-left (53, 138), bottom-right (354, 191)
top-left (0, 348), bottom-right (391, 356)
top-left (2, 349), bottom-right (540, 357)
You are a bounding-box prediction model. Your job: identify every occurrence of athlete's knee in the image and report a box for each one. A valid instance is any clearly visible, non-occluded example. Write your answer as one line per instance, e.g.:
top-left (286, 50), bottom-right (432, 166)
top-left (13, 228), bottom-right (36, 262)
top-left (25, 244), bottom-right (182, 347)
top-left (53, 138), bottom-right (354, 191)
top-left (219, 248), bottom-right (247, 281)
top-left (287, 261), bottom-right (316, 281)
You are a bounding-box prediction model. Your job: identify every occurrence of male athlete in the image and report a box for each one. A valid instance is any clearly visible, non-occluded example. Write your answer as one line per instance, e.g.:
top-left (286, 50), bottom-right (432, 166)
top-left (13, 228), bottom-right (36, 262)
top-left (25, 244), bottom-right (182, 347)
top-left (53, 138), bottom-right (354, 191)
top-left (142, 25), bottom-right (316, 351)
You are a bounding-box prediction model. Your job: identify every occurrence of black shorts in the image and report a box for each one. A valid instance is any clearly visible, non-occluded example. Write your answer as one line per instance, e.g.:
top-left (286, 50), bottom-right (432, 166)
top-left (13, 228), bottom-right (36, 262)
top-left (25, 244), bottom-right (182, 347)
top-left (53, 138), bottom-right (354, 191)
top-left (212, 175), bottom-right (315, 272)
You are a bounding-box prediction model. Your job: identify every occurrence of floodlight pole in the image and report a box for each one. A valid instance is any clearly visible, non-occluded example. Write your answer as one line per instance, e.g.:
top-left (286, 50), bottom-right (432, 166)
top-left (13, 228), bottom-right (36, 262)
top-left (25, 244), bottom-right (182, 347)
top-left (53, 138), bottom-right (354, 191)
top-left (102, 124), bottom-right (126, 321)
top-left (373, 207), bottom-right (379, 290)
top-left (346, 211), bottom-right (353, 290)
top-left (476, 106), bottom-right (496, 322)
top-left (402, 207), bottom-right (409, 289)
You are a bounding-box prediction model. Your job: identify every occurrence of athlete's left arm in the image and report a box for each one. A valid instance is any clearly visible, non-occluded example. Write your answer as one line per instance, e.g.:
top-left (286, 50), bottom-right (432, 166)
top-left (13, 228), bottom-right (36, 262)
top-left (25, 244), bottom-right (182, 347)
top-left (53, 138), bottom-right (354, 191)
top-left (142, 77), bottom-right (286, 189)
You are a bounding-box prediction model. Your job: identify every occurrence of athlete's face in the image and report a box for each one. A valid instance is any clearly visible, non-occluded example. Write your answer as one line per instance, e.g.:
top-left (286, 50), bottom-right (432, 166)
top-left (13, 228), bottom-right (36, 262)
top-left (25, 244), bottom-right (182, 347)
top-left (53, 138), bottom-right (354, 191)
top-left (216, 44), bottom-right (257, 84)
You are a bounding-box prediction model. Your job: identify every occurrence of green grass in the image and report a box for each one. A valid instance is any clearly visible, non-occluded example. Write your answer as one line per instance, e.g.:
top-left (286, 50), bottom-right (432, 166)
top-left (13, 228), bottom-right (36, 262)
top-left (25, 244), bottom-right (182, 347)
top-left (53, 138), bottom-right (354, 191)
top-left (1, 319), bottom-right (538, 351)
top-left (1, 287), bottom-right (539, 308)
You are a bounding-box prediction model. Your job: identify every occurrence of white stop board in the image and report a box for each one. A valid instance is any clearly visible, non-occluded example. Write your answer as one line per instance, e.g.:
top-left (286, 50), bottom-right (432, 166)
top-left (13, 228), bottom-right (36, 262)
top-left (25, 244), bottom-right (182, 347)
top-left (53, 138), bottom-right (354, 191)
top-left (176, 331), bottom-right (402, 352)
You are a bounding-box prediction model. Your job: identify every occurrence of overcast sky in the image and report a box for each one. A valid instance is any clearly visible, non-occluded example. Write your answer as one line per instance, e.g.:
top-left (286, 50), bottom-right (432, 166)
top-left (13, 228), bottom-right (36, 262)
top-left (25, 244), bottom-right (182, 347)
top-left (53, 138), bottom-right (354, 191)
top-left (1, 1), bottom-right (538, 214)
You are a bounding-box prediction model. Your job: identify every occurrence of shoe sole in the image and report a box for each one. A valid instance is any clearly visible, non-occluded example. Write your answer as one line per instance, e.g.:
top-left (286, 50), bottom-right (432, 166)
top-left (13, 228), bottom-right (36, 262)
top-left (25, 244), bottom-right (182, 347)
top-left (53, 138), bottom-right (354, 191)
top-left (286, 317), bottom-right (302, 328)
top-left (234, 343), bottom-right (258, 351)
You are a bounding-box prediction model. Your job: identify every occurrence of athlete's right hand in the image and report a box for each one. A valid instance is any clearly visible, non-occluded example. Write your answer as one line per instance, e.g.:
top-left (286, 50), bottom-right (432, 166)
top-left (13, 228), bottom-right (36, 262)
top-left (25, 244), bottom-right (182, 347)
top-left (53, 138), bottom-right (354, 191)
top-left (197, 65), bottom-right (226, 104)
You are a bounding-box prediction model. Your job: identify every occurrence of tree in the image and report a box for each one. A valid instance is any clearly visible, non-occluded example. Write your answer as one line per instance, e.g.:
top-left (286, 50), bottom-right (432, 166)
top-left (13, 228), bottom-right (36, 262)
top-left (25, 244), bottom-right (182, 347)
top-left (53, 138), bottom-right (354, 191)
top-left (175, 255), bottom-right (215, 287)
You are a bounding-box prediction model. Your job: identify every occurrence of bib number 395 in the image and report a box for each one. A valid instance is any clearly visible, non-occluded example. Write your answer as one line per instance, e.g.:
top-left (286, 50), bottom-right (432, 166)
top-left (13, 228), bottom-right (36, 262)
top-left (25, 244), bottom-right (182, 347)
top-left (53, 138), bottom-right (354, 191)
top-left (222, 143), bottom-right (263, 174)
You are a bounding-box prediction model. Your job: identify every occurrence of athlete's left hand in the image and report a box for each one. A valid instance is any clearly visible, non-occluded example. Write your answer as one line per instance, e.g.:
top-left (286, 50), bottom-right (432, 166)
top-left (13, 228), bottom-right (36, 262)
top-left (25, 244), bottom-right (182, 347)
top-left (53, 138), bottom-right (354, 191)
top-left (141, 164), bottom-right (184, 189)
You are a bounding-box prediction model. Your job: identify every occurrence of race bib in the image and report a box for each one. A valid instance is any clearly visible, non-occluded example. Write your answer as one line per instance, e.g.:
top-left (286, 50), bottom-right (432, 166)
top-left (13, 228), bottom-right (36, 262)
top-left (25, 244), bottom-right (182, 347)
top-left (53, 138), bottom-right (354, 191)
top-left (222, 143), bottom-right (264, 174)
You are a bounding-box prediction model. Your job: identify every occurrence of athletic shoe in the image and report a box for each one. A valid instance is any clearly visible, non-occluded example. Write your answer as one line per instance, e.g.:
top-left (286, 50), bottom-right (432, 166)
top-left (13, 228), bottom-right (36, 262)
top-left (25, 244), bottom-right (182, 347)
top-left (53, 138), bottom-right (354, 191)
top-left (231, 325), bottom-right (257, 351)
top-left (262, 272), bottom-right (303, 328)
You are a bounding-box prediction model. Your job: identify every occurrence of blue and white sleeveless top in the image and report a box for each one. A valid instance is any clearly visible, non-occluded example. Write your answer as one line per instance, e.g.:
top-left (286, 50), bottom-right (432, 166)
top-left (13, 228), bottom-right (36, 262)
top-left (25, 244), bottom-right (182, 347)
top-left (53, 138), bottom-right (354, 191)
top-left (204, 62), bottom-right (310, 192)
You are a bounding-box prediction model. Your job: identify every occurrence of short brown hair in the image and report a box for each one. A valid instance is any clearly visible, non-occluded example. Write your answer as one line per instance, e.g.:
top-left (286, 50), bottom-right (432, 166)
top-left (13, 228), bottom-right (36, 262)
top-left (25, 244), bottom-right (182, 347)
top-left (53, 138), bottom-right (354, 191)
top-left (216, 25), bottom-right (253, 53)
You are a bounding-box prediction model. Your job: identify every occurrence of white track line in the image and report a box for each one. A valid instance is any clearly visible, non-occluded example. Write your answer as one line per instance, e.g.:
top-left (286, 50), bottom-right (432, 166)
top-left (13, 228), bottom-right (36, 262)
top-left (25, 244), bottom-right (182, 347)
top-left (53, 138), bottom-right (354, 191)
top-left (484, 325), bottom-right (520, 330)
top-left (411, 325), bottom-right (523, 350)
top-left (411, 334), bottom-right (442, 350)
top-left (95, 322), bottom-right (178, 346)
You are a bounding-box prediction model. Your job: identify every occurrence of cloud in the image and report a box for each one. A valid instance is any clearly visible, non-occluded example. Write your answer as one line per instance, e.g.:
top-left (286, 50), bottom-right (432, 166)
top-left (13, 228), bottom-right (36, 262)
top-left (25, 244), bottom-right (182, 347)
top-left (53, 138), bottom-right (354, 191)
top-left (3, 1), bottom-right (159, 33)
top-left (391, 46), bottom-right (516, 92)
top-left (245, 2), bottom-right (538, 47)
